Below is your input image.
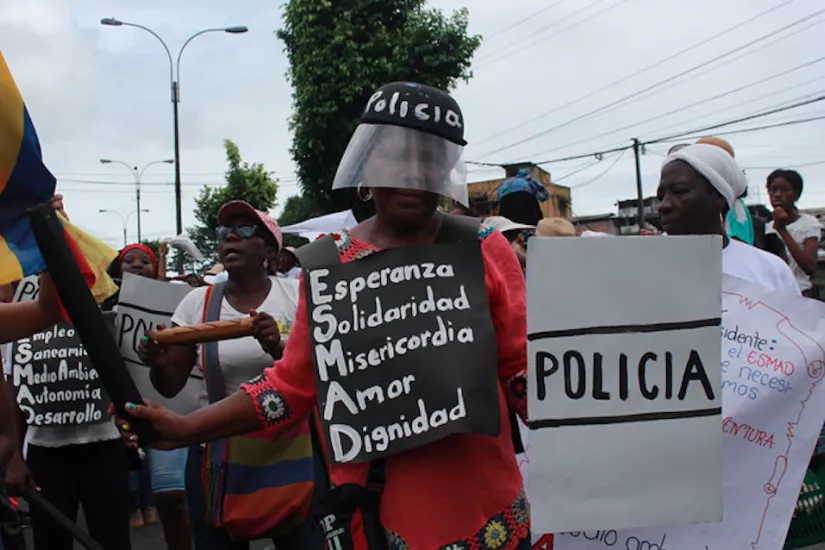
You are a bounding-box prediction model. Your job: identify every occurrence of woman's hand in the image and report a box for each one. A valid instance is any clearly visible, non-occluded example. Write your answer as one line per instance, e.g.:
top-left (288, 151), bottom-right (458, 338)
top-left (51, 194), bottom-right (67, 220)
top-left (109, 404), bottom-right (140, 450)
top-left (772, 207), bottom-right (789, 230)
top-left (250, 310), bottom-right (282, 359)
top-left (114, 400), bottom-right (190, 450)
top-left (5, 452), bottom-right (37, 496)
top-left (138, 325), bottom-right (169, 365)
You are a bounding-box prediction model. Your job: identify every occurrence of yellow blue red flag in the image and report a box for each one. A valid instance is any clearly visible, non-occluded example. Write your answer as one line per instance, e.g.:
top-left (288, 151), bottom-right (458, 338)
top-left (0, 50), bottom-right (117, 302)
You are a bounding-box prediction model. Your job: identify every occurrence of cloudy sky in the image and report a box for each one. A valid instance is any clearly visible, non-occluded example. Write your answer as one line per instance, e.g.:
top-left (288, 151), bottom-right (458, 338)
top-left (2, 0), bottom-right (823, 248)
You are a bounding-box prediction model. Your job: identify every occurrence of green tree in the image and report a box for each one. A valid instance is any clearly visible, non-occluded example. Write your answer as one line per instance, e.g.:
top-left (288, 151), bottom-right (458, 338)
top-left (277, 0), bottom-right (481, 214)
top-left (187, 139), bottom-right (279, 269)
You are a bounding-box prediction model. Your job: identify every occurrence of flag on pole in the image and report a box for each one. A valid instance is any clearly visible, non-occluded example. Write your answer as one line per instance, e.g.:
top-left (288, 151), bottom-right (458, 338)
top-left (0, 50), bottom-right (117, 304)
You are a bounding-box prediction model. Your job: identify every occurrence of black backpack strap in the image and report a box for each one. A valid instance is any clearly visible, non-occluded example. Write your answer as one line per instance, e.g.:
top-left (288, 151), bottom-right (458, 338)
top-left (294, 235), bottom-right (342, 271)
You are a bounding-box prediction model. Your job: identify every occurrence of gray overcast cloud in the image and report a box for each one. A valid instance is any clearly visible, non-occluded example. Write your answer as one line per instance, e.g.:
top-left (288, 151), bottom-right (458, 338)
top-left (2, 0), bottom-right (823, 247)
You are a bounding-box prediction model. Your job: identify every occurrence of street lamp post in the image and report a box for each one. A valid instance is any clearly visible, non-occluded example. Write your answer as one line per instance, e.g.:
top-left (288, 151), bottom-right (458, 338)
top-left (99, 159), bottom-right (173, 241)
top-left (99, 18), bottom-right (248, 241)
top-left (99, 209), bottom-right (150, 248)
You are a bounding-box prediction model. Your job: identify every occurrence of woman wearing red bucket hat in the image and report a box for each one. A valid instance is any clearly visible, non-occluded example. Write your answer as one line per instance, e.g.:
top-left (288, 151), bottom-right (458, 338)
top-left (122, 84), bottom-right (531, 550)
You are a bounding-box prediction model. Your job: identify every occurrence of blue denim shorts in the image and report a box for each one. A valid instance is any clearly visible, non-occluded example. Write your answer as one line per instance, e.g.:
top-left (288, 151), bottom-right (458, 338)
top-left (146, 447), bottom-right (187, 494)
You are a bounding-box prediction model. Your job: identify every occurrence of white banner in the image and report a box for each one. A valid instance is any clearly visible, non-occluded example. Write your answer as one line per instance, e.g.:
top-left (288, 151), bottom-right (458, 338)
top-left (115, 273), bottom-right (202, 415)
top-left (526, 236), bottom-right (723, 534)
top-left (524, 275), bottom-right (825, 550)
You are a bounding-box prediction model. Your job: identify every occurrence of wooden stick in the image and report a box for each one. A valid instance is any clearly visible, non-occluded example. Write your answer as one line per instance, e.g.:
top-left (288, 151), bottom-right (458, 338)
top-left (150, 317), bottom-right (254, 345)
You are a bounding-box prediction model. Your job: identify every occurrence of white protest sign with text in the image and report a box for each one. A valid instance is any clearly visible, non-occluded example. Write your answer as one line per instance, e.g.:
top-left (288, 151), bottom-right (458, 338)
top-left (527, 236), bottom-right (723, 533)
top-left (116, 273), bottom-right (202, 415)
top-left (305, 243), bottom-right (500, 464)
top-left (553, 275), bottom-right (825, 550)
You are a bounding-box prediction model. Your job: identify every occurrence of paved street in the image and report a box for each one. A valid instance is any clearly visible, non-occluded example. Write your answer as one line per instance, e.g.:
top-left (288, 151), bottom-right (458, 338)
top-left (21, 510), bottom-right (274, 549)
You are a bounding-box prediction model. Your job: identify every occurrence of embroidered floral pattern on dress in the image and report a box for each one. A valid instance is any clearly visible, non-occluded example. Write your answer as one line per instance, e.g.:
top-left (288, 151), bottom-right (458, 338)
top-left (386, 531), bottom-right (412, 550)
top-left (510, 489), bottom-right (529, 526)
top-left (240, 383), bottom-right (292, 427)
top-left (478, 224), bottom-right (495, 240)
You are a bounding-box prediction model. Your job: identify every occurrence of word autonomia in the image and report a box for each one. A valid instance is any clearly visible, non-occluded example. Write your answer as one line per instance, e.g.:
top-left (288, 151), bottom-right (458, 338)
top-left (535, 350), bottom-right (714, 402)
top-left (328, 388), bottom-right (466, 462)
top-left (309, 262), bottom-right (455, 305)
top-left (365, 90), bottom-right (463, 128)
top-left (312, 285), bottom-right (470, 340)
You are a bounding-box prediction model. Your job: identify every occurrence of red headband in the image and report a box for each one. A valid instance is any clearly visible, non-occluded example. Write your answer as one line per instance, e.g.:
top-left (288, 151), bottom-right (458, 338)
top-left (119, 244), bottom-right (158, 276)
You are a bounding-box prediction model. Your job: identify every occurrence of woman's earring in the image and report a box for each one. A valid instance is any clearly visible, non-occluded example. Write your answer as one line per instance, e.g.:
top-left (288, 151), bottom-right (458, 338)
top-left (357, 182), bottom-right (373, 202)
top-left (263, 260), bottom-right (269, 269)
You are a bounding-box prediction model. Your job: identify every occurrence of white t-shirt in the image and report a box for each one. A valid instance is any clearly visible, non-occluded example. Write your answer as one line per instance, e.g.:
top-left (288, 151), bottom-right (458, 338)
top-left (276, 266), bottom-right (302, 280)
top-left (723, 238), bottom-right (800, 295)
top-left (171, 277), bottom-right (299, 409)
top-left (767, 213), bottom-right (821, 291)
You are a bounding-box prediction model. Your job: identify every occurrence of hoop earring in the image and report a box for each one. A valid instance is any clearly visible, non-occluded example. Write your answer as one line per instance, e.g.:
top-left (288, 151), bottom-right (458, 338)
top-left (357, 182), bottom-right (373, 202)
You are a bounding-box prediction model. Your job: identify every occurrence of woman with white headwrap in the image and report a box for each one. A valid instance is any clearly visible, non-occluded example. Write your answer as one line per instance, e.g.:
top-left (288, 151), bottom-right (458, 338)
top-left (658, 143), bottom-right (799, 295)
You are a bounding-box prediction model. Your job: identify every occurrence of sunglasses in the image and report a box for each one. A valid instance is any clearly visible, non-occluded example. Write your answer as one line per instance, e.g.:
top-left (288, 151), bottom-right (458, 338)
top-left (216, 225), bottom-right (259, 241)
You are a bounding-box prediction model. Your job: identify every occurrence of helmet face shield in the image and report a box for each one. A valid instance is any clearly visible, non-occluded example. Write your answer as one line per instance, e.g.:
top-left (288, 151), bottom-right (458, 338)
top-left (332, 124), bottom-right (469, 207)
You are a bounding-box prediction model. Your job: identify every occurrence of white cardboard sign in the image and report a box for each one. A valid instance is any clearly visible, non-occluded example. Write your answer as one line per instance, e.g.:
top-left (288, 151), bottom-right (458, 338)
top-left (115, 273), bottom-right (202, 415)
top-left (526, 236), bottom-right (723, 534)
top-left (548, 274), bottom-right (825, 550)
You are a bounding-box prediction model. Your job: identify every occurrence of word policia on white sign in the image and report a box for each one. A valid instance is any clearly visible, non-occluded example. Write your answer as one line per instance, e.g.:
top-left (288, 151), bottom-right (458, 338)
top-left (527, 236), bottom-right (723, 534)
top-left (553, 276), bottom-right (825, 550)
top-left (6, 277), bottom-right (110, 427)
top-left (306, 243), bottom-right (500, 464)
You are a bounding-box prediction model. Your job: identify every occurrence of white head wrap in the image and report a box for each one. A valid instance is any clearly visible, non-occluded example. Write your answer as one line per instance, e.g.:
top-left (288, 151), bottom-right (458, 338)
top-left (663, 143), bottom-right (748, 224)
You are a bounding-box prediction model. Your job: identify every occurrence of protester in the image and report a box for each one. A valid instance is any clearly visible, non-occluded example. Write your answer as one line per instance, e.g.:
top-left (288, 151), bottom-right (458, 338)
top-left (658, 144), bottom-right (799, 294)
top-left (695, 137), bottom-right (756, 246)
top-left (4, 200), bottom-right (132, 550)
top-left (275, 246), bottom-right (302, 279)
top-left (766, 169), bottom-right (821, 296)
top-left (136, 200), bottom-right (320, 550)
top-left (535, 217), bottom-right (577, 238)
top-left (496, 168), bottom-right (549, 226)
top-left (108, 244), bottom-right (192, 548)
top-left (484, 215), bottom-right (535, 270)
top-left (121, 82), bottom-right (531, 550)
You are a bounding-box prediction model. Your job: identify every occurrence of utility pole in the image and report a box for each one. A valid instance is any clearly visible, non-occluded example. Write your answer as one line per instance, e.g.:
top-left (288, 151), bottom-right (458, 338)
top-left (632, 138), bottom-right (645, 232)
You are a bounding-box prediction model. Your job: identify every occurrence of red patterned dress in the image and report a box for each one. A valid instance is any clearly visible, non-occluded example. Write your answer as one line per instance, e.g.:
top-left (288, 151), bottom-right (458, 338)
top-left (241, 224), bottom-right (529, 550)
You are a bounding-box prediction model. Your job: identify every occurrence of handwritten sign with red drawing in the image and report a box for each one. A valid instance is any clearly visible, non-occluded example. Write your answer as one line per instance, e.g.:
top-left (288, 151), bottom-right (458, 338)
top-left (550, 274), bottom-right (825, 550)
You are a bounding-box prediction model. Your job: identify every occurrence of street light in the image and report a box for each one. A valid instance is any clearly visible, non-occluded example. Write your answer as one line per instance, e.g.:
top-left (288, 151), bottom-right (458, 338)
top-left (99, 158), bottom-right (173, 241)
top-left (99, 17), bottom-right (248, 243)
top-left (99, 209), bottom-right (150, 248)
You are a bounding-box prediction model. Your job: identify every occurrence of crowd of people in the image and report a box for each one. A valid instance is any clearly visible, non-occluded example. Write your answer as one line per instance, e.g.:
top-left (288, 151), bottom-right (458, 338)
top-left (0, 81), bottom-right (821, 550)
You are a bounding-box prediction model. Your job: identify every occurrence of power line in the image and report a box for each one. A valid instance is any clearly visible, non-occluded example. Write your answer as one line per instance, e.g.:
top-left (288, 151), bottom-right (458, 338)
top-left (474, 6), bottom-right (825, 160)
top-left (479, 0), bottom-right (573, 43)
top-left (743, 159), bottom-right (825, 170)
top-left (644, 96), bottom-right (825, 144)
top-left (516, 98), bottom-right (825, 166)
top-left (552, 156), bottom-right (614, 182)
top-left (475, 0), bottom-right (635, 70)
top-left (568, 150), bottom-right (629, 189)
top-left (468, 0), bottom-right (801, 151)
top-left (522, 56), bottom-right (825, 161)
top-left (632, 73), bottom-right (825, 140)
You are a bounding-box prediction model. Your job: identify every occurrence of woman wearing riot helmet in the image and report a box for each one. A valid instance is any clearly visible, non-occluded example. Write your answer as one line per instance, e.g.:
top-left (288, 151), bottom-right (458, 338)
top-left (119, 82), bottom-right (531, 550)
